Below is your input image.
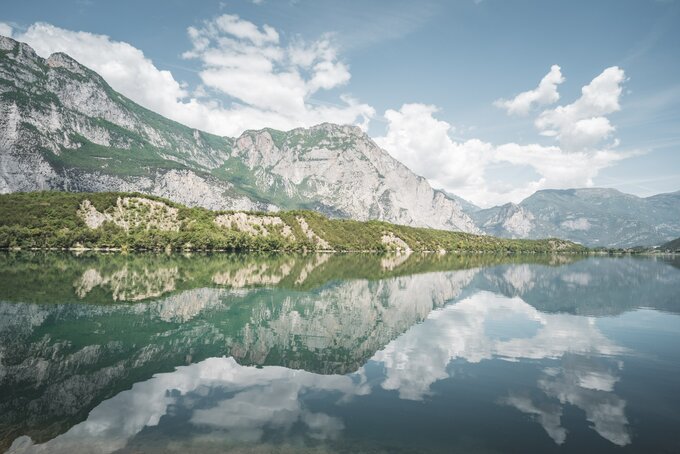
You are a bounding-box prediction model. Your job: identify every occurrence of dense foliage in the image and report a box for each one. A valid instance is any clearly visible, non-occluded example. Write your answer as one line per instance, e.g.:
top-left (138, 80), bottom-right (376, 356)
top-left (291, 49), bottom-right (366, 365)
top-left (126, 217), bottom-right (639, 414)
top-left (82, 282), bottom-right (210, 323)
top-left (0, 191), bottom-right (587, 253)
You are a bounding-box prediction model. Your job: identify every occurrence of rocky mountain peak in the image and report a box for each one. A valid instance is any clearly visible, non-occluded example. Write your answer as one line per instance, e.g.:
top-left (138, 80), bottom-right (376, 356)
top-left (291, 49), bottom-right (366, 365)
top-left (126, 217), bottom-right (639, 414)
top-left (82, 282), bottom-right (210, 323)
top-left (304, 122), bottom-right (365, 136)
top-left (0, 34), bottom-right (16, 51)
top-left (0, 35), bottom-right (43, 72)
top-left (45, 52), bottom-right (90, 77)
top-left (228, 122), bottom-right (479, 232)
top-left (472, 186), bottom-right (680, 247)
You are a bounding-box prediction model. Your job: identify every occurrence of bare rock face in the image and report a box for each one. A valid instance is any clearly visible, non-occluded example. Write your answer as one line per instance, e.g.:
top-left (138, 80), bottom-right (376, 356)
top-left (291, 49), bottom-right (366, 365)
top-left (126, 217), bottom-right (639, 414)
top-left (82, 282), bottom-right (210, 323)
top-left (231, 124), bottom-right (479, 232)
top-left (0, 35), bottom-right (478, 233)
top-left (77, 197), bottom-right (181, 231)
top-left (474, 203), bottom-right (535, 238)
top-left (214, 213), bottom-right (295, 239)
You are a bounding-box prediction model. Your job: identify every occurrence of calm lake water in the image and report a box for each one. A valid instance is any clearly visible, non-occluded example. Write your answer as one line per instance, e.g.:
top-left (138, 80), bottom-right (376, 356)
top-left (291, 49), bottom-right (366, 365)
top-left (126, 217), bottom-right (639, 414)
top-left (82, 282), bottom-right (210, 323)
top-left (1, 252), bottom-right (679, 453)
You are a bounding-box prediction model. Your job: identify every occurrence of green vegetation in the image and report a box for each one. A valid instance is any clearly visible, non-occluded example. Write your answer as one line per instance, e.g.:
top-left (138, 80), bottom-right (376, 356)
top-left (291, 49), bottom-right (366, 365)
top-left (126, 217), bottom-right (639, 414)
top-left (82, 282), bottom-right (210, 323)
top-left (0, 191), bottom-right (587, 253)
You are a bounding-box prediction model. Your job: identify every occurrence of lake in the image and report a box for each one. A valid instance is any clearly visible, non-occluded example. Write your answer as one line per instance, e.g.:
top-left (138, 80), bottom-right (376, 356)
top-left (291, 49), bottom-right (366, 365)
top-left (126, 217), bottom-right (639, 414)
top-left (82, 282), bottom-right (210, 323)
top-left (1, 252), bottom-right (679, 453)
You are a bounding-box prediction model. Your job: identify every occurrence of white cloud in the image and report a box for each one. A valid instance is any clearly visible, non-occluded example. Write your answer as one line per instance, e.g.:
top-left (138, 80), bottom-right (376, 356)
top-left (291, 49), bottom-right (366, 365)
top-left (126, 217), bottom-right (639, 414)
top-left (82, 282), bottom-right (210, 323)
top-left (0, 22), bottom-right (14, 37)
top-left (495, 65), bottom-right (565, 116)
top-left (210, 13), bottom-right (278, 46)
top-left (374, 103), bottom-right (493, 195)
top-left (376, 67), bottom-right (630, 207)
top-left (183, 14), bottom-right (366, 130)
top-left (375, 103), bottom-right (628, 207)
top-left (13, 19), bottom-right (373, 137)
top-left (535, 66), bottom-right (625, 150)
top-left (16, 23), bottom-right (189, 123)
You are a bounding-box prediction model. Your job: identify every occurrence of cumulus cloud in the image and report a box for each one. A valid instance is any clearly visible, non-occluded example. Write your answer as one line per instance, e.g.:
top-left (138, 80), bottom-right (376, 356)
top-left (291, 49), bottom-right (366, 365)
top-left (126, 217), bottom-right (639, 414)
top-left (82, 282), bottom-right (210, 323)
top-left (0, 22), bottom-right (13, 37)
top-left (376, 67), bottom-right (629, 207)
top-left (16, 23), bottom-right (190, 122)
top-left (495, 65), bottom-right (565, 115)
top-left (182, 14), bottom-right (371, 132)
top-left (374, 103), bottom-right (493, 195)
top-left (375, 103), bottom-right (627, 207)
top-left (13, 19), bottom-right (373, 137)
top-left (535, 66), bottom-right (625, 150)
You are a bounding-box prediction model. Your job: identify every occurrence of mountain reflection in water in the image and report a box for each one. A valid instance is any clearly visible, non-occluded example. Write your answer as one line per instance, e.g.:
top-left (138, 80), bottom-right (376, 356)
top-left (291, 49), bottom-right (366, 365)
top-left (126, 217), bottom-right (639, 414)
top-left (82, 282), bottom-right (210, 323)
top-left (1, 252), bottom-right (679, 453)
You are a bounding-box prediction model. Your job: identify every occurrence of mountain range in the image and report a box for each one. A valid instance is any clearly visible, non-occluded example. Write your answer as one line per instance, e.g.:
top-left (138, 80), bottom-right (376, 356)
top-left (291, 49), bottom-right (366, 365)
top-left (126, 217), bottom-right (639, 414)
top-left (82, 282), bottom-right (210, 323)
top-left (0, 35), bottom-right (476, 233)
top-left (470, 188), bottom-right (680, 248)
top-left (1, 34), bottom-right (678, 248)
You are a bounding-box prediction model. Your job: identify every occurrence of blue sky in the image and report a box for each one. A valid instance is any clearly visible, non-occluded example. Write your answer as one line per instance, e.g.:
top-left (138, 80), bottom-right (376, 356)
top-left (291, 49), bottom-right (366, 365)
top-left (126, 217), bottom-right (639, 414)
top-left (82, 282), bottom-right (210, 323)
top-left (1, 0), bottom-right (679, 206)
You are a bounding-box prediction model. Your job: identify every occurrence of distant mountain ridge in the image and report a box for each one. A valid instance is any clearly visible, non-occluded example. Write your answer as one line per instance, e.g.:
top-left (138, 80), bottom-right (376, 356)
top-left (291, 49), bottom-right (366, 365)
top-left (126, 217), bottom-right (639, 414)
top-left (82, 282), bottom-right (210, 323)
top-left (0, 35), bottom-right (477, 233)
top-left (660, 236), bottom-right (680, 252)
top-left (472, 188), bottom-right (680, 247)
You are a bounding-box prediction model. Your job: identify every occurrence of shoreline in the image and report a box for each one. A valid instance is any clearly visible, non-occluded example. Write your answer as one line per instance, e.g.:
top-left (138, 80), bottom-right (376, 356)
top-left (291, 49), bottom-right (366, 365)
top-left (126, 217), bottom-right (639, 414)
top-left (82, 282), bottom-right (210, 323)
top-left (0, 246), bottom-right (589, 255)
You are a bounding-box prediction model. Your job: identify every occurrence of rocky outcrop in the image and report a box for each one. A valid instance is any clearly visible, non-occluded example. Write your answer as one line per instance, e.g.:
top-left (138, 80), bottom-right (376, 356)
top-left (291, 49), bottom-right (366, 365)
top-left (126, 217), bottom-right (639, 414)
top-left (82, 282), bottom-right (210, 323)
top-left (215, 213), bottom-right (295, 239)
top-left (77, 197), bottom-right (180, 231)
top-left (381, 232), bottom-right (412, 253)
top-left (297, 216), bottom-right (332, 250)
top-left (473, 203), bottom-right (535, 238)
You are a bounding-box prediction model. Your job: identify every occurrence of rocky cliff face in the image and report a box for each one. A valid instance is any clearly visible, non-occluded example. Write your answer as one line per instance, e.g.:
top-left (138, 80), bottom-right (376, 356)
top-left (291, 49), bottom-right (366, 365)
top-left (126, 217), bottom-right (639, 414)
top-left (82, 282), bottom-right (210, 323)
top-left (230, 124), bottom-right (478, 231)
top-left (0, 35), bottom-right (477, 233)
top-left (473, 188), bottom-right (680, 247)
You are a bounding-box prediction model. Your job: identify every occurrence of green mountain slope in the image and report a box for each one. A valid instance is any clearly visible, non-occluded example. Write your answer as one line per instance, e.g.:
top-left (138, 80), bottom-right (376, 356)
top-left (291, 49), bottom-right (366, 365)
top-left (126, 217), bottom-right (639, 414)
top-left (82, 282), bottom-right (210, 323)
top-left (0, 191), bottom-right (584, 253)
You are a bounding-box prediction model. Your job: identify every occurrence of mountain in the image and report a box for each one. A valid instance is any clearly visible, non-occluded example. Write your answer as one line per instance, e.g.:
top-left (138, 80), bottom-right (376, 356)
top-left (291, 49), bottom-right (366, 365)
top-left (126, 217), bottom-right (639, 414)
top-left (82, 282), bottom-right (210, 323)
top-left (443, 191), bottom-right (480, 214)
top-left (472, 188), bottom-right (680, 247)
top-left (660, 236), bottom-right (680, 252)
top-left (0, 35), bottom-right (477, 233)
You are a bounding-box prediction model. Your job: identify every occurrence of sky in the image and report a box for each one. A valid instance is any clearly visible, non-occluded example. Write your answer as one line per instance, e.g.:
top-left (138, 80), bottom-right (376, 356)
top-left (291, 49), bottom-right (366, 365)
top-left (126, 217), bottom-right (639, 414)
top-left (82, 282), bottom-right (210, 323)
top-left (1, 0), bottom-right (679, 207)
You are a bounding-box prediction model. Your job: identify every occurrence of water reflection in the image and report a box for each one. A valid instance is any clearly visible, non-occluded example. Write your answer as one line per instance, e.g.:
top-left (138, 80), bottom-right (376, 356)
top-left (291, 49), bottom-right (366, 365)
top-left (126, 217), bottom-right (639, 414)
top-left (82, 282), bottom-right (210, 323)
top-left (5, 291), bottom-right (633, 453)
top-left (374, 292), bottom-right (626, 400)
top-left (0, 251), bottom-right (582, 304)
top-left (1, 253), bottom-right (679, 452)
top-left (8, 357), bottom-right (369, 454)
top-left (501, 354), bottom-right (630, 446)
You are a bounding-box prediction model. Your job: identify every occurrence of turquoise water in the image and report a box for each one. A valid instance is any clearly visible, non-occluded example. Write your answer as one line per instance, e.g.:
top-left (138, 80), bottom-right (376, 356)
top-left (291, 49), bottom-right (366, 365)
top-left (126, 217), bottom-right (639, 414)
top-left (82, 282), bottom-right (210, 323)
top-left (1, 253), bottom-right (679, 453)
